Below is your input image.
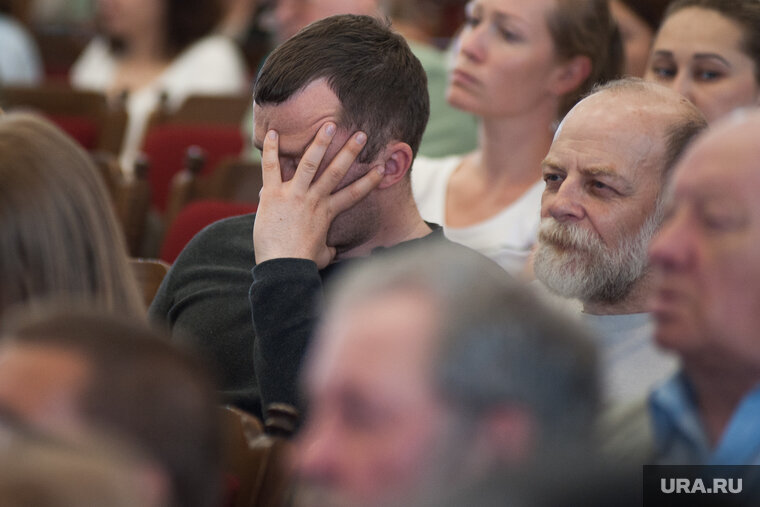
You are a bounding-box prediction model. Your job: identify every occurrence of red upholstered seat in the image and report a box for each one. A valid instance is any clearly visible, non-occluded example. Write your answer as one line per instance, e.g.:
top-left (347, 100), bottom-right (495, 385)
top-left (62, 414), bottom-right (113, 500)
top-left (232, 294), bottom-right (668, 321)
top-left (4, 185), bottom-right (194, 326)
top-left (141, 124), bottom-right (244, 213)
top-left (159, 200), bottom-right (257, 264)
top-left (47, 114), bottom-right (100, 150)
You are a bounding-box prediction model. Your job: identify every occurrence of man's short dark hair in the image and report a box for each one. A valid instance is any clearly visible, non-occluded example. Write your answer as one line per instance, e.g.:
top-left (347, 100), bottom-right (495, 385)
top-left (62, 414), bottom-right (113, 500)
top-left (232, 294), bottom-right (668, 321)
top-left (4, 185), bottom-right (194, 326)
top-left (254, 14), bottom-right (430, 164)
top-left (1, 309), bottom-right (222, 507)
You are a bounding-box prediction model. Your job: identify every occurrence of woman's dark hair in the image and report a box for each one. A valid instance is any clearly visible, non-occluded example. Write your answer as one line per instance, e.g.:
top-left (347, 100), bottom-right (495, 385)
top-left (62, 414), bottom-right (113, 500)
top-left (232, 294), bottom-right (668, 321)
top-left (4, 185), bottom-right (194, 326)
top-left (547, 0), bottom-right (624, 119)
top-left (0, 113), bottom-right (144, 318)
top-left (617, 0), bottom-right (670, 31)
top-left (109, 0), bottom-right (222, 58)
top-left (662, 0), bottom-right (760, 83)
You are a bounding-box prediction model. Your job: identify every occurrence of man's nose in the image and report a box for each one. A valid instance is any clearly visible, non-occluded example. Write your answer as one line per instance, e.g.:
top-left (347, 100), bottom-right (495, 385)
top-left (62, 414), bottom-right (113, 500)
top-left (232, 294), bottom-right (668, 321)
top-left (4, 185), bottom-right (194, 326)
top-left (543, 181), bottom-right (586, 223)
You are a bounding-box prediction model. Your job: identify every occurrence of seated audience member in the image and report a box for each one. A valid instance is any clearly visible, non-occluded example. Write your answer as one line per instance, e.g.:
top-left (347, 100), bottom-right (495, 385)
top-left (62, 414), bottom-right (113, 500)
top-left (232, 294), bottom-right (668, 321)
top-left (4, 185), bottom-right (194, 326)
top-left (533, 79), bottom-right (707, 404)
top-left (0, 308), bottom-right (222, 507)
top-left (0, 112), bottom-right (143, 319)
top-left (0, 430), bottom-right (165, 507)
top-left (0, 1), bottom-right (43, 84)
top-left (412, 0), bottom-right (622, 275)
top-left (70, 0), bottom-right (249, 175)
top-left (610, 0), bottom-right (668, 77)
top-left (648, 109), bottom-right (760, 465)
top-left (292, 242), bottom-right (600, 507)
top-left (645, 0), bottom-right (760, 124)
top-left (150, 14), bottom-right (440, 419)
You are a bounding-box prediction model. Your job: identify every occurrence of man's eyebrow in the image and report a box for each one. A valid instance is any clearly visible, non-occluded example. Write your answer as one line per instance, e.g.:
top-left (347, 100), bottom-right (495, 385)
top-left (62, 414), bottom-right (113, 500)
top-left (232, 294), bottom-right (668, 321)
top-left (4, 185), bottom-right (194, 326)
top-left (541, 159), bottom-right (561, 170)
top-left (579, 167), bottom-right (634, 193)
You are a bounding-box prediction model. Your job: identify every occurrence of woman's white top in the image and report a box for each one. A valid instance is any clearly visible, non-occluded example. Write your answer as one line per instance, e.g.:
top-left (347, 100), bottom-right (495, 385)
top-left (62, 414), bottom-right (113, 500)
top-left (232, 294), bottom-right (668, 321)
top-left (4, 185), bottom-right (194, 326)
top-left (71, 34), bottom-right (248, 176)
top-left (412, 154), bottom-right (543, 275)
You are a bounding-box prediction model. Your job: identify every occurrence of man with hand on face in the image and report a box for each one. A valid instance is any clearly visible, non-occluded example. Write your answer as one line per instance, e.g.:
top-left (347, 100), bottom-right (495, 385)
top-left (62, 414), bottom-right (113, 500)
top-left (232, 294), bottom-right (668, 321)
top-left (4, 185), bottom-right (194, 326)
top-left (532, 79), bottom-right (707, 405)
top-left (293, 242), bottom-right (600, 507)
top-left (150, 14), bottom-right (440, 419)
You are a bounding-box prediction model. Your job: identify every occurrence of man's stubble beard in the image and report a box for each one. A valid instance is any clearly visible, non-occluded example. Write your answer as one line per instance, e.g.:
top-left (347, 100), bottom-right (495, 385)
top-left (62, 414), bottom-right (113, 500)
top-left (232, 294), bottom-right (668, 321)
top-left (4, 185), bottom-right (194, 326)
top-left (326, 196), bottom-right (381, 257)
top-left (533, 207), bottom-right (662, 305)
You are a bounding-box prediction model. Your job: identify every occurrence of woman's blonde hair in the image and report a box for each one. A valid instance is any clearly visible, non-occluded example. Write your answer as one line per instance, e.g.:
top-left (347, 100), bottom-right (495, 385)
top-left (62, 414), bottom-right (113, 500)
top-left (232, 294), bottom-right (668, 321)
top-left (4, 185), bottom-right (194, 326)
top-left (0, 112), bottom-right (143, 317)
top-left (548, 0), bottom-right (624, 118)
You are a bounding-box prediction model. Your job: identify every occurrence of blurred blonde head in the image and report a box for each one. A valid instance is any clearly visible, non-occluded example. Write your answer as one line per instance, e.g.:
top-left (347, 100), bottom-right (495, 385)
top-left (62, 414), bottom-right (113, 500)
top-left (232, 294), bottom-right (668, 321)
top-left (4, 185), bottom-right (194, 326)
top-left (0, 112), bottom-right (143, 317)
top-left (0, 431), bottom-right (166, 507)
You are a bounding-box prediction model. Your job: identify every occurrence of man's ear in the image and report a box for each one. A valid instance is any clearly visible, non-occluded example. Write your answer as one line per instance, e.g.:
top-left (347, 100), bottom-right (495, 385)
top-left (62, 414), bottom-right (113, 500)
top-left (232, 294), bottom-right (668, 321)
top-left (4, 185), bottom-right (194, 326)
top-left (548, 55), bottom-right (592, 97)
top-left (374, 142), bottom-right (413, 189)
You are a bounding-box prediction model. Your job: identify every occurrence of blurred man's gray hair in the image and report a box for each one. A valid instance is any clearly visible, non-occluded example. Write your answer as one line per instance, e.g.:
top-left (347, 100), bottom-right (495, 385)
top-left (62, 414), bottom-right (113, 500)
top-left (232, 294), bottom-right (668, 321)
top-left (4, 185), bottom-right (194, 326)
top-left (324, 242), bottom-right (600, 452)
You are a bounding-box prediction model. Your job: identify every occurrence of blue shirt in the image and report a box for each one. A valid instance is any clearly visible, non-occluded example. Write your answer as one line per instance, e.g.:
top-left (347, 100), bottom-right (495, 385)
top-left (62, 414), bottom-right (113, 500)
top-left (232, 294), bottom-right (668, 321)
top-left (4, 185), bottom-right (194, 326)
top-left (650, 371), bottom-right (760, 465)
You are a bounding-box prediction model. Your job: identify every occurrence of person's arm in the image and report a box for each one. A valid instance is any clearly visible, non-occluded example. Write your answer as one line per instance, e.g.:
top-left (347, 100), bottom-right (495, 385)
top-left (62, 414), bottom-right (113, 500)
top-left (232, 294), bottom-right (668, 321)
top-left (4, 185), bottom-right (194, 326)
top-left (250, 122), bottom-right (384, 412)
top-left (250, 258), bottom-right (322, 410)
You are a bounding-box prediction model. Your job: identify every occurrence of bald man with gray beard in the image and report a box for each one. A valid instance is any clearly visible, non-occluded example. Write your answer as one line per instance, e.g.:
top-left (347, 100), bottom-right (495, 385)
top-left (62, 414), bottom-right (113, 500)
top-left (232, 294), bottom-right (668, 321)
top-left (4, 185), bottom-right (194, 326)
top-left (533, 78), bottom-right (706, 406)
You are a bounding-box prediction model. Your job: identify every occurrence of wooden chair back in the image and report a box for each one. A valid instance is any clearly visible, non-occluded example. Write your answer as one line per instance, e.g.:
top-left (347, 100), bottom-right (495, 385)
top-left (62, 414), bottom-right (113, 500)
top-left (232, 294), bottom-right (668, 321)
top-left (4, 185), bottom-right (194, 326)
top-left (91, 152), bottom-right (151, 256)
top-left (219, 406), bottom-right (293, 507)
top-left (129, 258), bottom-right (171, 308)
top-left (164, 154), bottom-right (261, 229)
top-left (137, 92), bottom-right (252, 215)
top-left (0, 84), bottom-right (127, 154)
top-left (152, 93), bottom-right (251, 125)
top-left (160, 199), bottom-right (257, 264)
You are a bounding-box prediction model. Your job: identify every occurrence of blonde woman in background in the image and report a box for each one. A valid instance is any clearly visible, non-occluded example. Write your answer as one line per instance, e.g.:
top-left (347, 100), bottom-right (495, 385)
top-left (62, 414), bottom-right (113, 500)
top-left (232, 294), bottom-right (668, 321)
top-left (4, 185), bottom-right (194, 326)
top-left (0, 112), bottom-right (144, 318)
top-left (412, 0), bottom-right (622, 276)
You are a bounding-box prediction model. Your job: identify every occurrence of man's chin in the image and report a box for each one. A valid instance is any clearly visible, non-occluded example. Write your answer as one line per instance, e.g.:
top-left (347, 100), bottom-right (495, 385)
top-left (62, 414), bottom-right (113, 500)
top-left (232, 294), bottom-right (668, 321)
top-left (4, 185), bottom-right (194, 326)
top-left (534, 251), bottom-right (591, 299)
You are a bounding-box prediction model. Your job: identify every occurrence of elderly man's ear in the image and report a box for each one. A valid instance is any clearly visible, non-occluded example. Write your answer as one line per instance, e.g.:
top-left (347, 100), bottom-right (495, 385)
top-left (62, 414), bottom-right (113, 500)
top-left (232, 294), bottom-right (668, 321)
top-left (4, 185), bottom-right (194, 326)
top-left (374, 142), bottom-right (414, 189)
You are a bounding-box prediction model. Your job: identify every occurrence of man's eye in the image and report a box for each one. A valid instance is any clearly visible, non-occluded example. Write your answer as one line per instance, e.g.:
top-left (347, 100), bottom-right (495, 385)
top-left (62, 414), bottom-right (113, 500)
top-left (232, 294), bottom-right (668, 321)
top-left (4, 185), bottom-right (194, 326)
top-left (590, 180), bottom-right (617, 196)
top-left (542, 173), bottom-right (563, 190)
top-left (700, 210), bottom-right (747, 231)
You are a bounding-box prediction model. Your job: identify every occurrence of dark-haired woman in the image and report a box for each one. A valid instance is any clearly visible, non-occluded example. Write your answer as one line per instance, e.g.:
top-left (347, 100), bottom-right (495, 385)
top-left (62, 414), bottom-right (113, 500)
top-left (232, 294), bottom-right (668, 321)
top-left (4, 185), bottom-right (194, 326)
top-left (71, 0), bottom-right (248, 175)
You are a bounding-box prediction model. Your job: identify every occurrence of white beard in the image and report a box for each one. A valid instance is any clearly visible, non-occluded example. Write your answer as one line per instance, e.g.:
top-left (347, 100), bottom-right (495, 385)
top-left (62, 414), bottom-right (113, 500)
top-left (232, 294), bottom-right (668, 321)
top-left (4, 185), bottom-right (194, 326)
top-left (533, 213), bottom-right (660, 304)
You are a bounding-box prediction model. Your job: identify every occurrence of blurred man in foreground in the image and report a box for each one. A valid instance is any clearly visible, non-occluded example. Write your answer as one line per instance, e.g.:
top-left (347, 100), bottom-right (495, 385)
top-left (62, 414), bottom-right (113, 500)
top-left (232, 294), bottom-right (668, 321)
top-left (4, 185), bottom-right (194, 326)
top-left (293, 243), bottom-right (599, 507)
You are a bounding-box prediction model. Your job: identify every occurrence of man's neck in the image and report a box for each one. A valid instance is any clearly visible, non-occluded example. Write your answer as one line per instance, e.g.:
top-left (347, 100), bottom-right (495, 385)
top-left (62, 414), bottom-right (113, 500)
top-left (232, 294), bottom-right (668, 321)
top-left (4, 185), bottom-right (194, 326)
top-left (582, 271), bottom-right (655, 316)
top-left (336, 194), bottom-right (432, 261)
top-left (684, 360), bottom-right (760, 446)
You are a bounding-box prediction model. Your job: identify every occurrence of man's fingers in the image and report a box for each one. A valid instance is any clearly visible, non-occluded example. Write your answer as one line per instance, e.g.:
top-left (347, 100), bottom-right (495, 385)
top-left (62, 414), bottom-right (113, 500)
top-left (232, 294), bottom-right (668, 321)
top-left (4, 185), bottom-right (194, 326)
top-left (261, 129), bottom-right (282, 188)
top-left (329, 163), bottom-right (385, 215)
top-left (292, 122), bottom-right (337, 193)
top-left (312, 131), bottom-right (367, 196)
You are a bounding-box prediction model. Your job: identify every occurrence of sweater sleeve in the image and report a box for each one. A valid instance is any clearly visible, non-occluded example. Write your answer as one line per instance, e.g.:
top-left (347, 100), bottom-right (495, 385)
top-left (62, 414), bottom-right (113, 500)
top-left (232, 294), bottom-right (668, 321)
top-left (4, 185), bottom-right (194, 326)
top-left (250, 258), bottom-right (323, 413)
